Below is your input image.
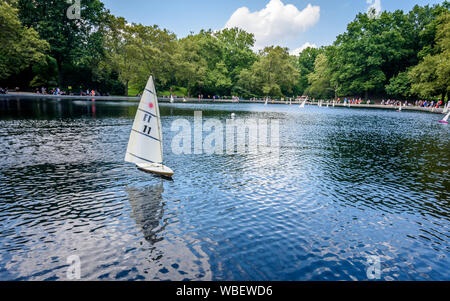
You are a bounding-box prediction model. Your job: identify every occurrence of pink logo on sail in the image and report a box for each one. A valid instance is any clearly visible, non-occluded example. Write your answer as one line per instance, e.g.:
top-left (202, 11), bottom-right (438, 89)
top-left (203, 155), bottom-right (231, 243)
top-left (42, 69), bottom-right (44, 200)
top-left (149, 102), bottom-right (154, 109)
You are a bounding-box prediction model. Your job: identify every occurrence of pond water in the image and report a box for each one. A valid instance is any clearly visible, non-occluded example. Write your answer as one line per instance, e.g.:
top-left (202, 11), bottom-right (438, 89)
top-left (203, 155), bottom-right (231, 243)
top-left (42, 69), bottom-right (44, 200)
top-left (0, 97), bottom-right (449, 281)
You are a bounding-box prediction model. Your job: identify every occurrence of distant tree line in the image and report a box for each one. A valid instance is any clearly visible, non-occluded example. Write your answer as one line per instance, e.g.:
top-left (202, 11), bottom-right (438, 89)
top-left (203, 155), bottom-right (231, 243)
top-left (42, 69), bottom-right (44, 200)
top-left (0, 0), bottom-right (448, 100)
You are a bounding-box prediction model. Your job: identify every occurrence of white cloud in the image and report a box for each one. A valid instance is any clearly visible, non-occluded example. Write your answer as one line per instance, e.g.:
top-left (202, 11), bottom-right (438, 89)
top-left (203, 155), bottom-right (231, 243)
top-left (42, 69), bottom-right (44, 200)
top-left (366, 0), bottom-right (382, 17)
top-left (290, 42), bottom-right (317, 56)
top-left (224, 0), bottom-right (320, 49)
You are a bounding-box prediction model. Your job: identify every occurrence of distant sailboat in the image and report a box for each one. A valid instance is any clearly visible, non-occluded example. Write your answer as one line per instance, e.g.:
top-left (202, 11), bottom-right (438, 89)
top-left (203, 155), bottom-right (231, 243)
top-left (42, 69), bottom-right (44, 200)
top-left (125, 75), bottom-right (174, 178)
top-left (264, 98), bottom-right (268, 106)
top-left (442, 104), bottom-right (449, 114)
top-left (300, 99), bottom-right (306, 108)
top-left (332, 100), bottom-right (336, 107)
top-left (443, 103), bottom-right (449, 114)
top-left (289, 98), bottom-right (292, 105)
top-left (440, 111), bottom-right (450, 124)
top-left (170, 95), bottom-right (174, 103)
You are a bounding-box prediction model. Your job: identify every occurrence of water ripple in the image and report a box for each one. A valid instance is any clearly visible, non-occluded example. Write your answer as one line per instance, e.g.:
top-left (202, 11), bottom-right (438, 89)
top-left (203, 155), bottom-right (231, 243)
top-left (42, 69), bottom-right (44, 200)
top-left (0, 99), bottom-right (448, 280)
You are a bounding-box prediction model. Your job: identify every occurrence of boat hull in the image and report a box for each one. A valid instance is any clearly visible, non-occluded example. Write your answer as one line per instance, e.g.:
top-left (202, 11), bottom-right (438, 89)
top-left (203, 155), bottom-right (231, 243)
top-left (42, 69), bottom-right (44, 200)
top-left (439, 121), bottom-right (448, 124)
top-left (136, 163), bottom-right (174, 178)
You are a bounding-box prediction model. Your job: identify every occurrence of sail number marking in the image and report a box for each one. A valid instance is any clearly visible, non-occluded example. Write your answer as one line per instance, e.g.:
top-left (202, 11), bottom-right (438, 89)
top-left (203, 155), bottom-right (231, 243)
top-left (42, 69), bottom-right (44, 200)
top-left (143, 114), bottom-right (152, 135)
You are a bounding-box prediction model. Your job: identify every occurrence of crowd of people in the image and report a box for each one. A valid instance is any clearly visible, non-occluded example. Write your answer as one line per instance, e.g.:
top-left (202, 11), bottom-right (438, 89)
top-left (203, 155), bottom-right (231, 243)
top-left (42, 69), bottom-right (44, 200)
top-left (381, 99), bottom-right (447, 108)
top-left (34, 87), bottom-right (110, 97)
top-left (3, 87), bottom-right (448, 109)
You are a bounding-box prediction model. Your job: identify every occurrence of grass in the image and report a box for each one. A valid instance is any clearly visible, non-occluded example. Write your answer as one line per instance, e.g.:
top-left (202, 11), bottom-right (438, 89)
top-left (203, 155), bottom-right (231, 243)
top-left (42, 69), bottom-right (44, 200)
top-left (128, 85), bottom-right (187, 97)
top-left (127, 86), bottom-right (141, 97)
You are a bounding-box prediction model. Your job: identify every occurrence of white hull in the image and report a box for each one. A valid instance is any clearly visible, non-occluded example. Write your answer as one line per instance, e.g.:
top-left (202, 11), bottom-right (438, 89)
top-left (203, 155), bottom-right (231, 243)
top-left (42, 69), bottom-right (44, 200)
top-left (137, 163), bottom-right (174, 178)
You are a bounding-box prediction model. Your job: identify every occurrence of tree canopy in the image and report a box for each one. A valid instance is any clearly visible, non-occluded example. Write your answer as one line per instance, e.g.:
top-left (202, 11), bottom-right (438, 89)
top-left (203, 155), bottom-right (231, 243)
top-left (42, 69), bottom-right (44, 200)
top-left (0, 1), bottom-right (48, 80)
top-left (0, 0), bottom-right (448, 101)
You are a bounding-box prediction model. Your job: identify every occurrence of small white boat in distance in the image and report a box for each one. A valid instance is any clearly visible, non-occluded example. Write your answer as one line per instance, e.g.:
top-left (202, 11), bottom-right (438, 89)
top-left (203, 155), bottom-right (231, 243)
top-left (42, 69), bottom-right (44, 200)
top-left (170, 95), bottom-right (174, 103)
top-left (300, 99), bottom-right (306, 108)
top-left (443, 103), bottom-right (449, 114)
top-left (125, 76), bottom-right (174, 178)
top-left (264, 98), bottom-right (268, 106)
top-left (440, 111), bottom-right (450, 124)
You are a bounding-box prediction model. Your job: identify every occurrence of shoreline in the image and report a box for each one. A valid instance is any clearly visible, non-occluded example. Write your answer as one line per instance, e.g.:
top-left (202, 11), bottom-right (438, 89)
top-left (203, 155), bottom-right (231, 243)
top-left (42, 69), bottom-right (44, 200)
top-left (0, 92), bottom-right (447, 114)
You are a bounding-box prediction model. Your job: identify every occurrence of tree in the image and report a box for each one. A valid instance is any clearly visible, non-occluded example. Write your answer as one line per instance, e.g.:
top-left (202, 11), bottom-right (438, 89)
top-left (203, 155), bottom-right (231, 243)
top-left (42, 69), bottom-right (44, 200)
top-left (174, 35), bottom-right (207, 97)
top-left (238, 46), bottom-right (299, 98)
top-left (215, 28), bottom-right (257, 90)
top-left (307, 53), bottom-right (333, 99)
top-left (0, 1), bottom-right (48, 80)
top-left (130, 24), bottom-right (178, 91)
top-left (17, 0), bottom-right (107, 87)
top-left (409, 12), bottom-right (450, 100)
top-left (102, 15), bottom-right (178, 95)
top-left (386, 71), bottom-right (412, 99)
top-left (297, 47), bottom-right (321, 95)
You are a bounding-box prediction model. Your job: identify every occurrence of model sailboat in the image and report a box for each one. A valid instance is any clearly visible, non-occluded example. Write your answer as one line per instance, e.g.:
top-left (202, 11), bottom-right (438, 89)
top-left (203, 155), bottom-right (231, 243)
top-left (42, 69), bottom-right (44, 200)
top-left (125, 76), bottom-right (174, 178)
top-left (442, 103), bottom-right (449, 114)
top-left (440, 111), bottom-right (450, 124)
top-left (300, 99), bottom-right (306, 108)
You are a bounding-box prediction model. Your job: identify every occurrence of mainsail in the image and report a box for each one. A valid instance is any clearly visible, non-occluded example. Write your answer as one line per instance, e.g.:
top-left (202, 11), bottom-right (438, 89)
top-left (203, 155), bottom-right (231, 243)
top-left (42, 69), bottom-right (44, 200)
top-left (125, 76), bottom-right (164, 166)
top-left (300, 100), bottom-right (306, 108)
top-left (443, 111), bottom-right (450, 123)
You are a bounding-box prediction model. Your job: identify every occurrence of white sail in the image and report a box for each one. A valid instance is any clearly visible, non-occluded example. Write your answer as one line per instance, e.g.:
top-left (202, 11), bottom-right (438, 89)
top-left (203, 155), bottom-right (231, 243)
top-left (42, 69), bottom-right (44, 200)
top-left (300, 100), bottom-right (306, 108)
top-left (443, 103), bottom-right (449, 114)
top-left (125, 76), bottom-right (164, 166)
top-left (264, 98), bottom-right (268, 106)
top-left (170, 95), bottom-right (174, 103)
top-left (443, 112), bottom-right (450, 122)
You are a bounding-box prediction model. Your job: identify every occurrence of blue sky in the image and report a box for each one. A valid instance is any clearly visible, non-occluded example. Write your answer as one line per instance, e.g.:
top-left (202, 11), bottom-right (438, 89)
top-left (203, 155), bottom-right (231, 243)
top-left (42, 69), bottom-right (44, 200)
top-left (102, 0), bottom-right (444, 53)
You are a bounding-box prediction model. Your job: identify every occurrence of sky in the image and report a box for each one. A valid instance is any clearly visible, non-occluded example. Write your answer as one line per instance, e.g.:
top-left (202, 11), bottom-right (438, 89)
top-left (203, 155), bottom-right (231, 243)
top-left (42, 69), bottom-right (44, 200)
top-left (102, 0), bottom-right (445, 54)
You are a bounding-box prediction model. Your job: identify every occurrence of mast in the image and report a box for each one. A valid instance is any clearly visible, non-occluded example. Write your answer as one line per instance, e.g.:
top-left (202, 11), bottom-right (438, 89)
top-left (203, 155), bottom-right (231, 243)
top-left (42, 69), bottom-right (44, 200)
top-left (153, 77), bottom-right (164, 167)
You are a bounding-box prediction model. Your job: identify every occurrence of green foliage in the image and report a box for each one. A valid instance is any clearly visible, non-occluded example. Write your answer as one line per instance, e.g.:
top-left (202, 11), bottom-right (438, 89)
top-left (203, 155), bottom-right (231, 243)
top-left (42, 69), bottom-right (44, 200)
top-left (328, 2), bottom-right (448, 98)
top-left (1, 0), bottom-right (448, 100)
top-left (17, 0), bottom-right (110, 88)
top-left (30, 55), bottom-right (58, 88)
top-left (409, 12), bottom-right (450, 100)
top-left (297, 47), bottom-right (322, 95)
top-left (0, 1), bottom-right (49, 80)
top-left (237, 46), bottom-right (299, 98)
top-left (386, 71), bottom-right (412, 98)
top-left (307, 53), bottom-right (333, 99)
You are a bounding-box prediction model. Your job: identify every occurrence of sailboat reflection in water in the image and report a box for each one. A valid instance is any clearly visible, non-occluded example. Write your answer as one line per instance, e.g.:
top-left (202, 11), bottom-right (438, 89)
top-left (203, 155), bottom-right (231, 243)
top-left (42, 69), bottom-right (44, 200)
top-left (126, 184), bottom-right (213, 280)
top-left (127, 184), bottom-right (165, 244)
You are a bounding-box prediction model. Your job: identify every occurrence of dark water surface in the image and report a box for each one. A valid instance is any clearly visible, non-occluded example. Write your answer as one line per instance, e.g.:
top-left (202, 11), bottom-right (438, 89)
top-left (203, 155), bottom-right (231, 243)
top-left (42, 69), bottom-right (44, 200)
top-left (0, 97), bottom-right (448, 281)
